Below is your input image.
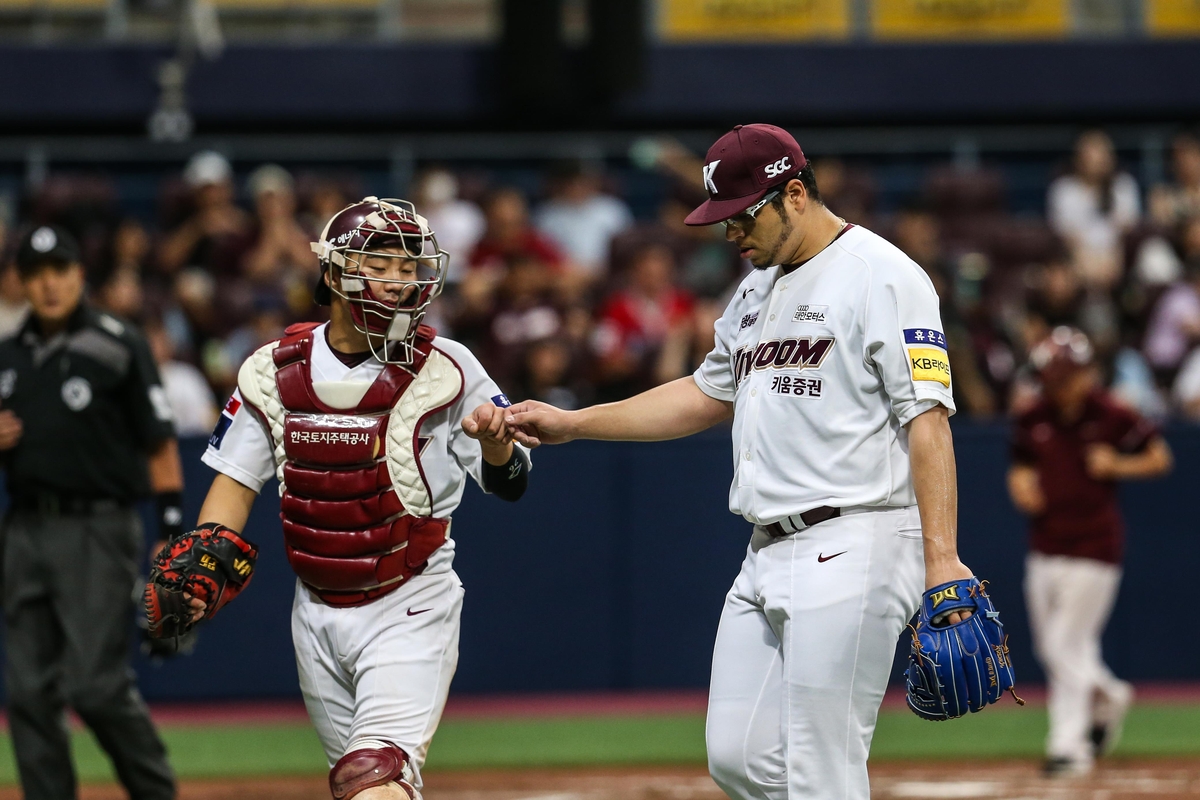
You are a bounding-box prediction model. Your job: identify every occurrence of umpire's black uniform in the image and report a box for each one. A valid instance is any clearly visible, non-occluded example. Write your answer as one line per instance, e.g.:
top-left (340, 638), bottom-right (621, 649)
top-left (0, 225), bottom-right (176, 800)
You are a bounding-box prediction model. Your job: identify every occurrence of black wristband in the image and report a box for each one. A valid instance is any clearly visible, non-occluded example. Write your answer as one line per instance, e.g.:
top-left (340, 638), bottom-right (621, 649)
top-left (156, 490), bottom-right (184, 543)
top-left (481, 448), bottom-right (528, 503)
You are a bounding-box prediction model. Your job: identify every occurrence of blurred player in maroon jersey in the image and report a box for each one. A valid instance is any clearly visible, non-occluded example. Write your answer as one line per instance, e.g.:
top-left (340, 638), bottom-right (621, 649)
top-left (1009, 326), bottom-right (1173, 777)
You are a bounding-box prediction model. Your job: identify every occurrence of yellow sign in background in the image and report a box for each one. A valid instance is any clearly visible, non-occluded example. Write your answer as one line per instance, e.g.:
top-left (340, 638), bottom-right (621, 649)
top-left (873, 0), bottom-right (1069, 39)
top-left (1146, 0), bottom-right (1200, 36)
top-left (660, 0), bottom-right (850, 41)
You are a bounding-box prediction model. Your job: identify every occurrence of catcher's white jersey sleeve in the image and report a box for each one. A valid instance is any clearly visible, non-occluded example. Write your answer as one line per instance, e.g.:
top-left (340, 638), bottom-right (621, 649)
top-left (202, 388), bottom-right (274, 492)
top-left (202, 325), bottom-right (527, 545)
top-left (693, 225), bottom-right (954, 525)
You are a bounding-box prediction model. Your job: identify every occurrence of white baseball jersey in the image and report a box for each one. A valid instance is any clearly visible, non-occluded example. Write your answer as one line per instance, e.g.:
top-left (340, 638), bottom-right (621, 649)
top-left (202, 323), bottom-right (525, 576)
top-left (693, 224), bottom-right (955, 525)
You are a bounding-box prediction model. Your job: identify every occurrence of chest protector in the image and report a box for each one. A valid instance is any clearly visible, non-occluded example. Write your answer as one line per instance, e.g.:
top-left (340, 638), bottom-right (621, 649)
top-left (237, 322), bottom-right (463, 607)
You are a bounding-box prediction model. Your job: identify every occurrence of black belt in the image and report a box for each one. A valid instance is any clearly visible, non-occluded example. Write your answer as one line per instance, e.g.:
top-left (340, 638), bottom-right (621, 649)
top-left (765, 506), bottom-right (841, 538)
top-left (10, 493), bottom-right (127, 516)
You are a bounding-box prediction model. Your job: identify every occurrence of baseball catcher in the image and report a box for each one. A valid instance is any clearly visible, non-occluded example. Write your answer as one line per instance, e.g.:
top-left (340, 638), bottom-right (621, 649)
top-left (905, 576), bottom-right (1025, 720)
top-left (145, 196), bottom-right (530, 800)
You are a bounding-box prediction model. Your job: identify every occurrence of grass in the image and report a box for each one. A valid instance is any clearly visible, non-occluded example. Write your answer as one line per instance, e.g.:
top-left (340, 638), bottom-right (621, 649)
top-left (871, 704), bottom-right (1200, 759)
top-left (2, 705), bottom-right (1199, 785)
top-left (0, 724), bottom-right (330, 785)
top-left (426, 715), bottom-right (708, 770)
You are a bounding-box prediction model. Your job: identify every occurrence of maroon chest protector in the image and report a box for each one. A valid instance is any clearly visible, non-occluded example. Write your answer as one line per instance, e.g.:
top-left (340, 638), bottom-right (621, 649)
top-left (272, 323), bottom-right (451, 607)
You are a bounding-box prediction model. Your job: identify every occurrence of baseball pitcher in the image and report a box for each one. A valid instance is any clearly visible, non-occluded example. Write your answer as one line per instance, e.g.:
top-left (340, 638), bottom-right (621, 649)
top-left (507, 125), bottom-right (1019, 800)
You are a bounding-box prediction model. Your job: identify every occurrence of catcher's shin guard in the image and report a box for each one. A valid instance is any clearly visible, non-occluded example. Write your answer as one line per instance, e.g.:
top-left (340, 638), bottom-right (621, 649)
top-left (329, 744), bottom-right (418, 799)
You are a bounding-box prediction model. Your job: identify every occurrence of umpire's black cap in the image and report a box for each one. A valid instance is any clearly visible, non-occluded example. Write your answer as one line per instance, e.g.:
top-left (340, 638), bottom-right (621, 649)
top-left (15, 224), bottom-right (82, 275)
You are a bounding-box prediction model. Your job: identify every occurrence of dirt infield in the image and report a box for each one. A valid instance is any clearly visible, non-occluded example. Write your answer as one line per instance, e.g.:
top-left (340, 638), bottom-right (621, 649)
top-left (16, 760), bottom-right (1200, 800)
top-left (872, 761), bottom-right (1200, 799)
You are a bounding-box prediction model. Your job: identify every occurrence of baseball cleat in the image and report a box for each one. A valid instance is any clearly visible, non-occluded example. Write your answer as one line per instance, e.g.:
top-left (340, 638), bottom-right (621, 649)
top-left (1091, 680), bottom-right (1134, 757)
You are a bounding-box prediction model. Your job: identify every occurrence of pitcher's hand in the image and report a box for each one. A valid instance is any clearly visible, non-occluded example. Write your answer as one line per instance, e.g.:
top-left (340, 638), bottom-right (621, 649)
top-left (504, 401), bottom-right (576, 448)
top-left (924, 559), bottom-right (975, 623)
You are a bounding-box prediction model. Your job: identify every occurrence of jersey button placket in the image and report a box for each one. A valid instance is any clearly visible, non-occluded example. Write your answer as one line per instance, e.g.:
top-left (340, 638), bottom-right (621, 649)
top-left (738, 277), bottom-right (788, 512)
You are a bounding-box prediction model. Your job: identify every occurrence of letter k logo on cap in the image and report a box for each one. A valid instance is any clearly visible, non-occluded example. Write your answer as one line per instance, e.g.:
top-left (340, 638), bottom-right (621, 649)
top-left (685, 124), bottom-right (808, 227)
top-left (703, 160), bottom-right (721, 194)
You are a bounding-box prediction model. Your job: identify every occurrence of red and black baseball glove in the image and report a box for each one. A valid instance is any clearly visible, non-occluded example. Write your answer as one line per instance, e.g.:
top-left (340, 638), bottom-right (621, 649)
top-left (143, 523), bottom-right (258, 639)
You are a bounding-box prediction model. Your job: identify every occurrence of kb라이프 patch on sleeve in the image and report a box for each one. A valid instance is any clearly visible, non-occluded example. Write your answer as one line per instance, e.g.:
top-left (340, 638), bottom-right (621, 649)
top-left (904, 329), bottom-right (950, 387)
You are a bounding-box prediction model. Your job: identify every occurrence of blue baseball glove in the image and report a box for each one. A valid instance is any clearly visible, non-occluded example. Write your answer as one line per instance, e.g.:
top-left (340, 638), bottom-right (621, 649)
top-left (904, 577), bottom-right (1025, 721)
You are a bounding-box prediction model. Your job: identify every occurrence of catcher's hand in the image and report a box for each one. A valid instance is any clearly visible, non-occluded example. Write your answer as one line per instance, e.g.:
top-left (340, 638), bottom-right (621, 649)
top-left (143, 523), bottom-right (258, 639)
top-left (905, 577), bottom-right (1025, 721)
top-left (461, 403), bottom-right (514, 445)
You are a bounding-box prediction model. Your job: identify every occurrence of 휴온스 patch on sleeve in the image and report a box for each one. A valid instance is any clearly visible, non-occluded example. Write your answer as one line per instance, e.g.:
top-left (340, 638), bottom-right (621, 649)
top-left (903, 328), bottom-right (947, 350)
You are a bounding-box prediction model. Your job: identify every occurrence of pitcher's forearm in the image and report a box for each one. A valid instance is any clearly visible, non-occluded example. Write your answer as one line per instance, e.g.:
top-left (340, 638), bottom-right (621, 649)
top-left (571, 377), bottom-right (732, 442)
top-left (908, 406), bottom-right (960, 571)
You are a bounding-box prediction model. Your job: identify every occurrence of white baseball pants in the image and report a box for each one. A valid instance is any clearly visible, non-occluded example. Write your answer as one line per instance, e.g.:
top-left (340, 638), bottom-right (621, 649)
top-left (291, 569), bottom-right (465, 790)
top-left (1024, 552), bottom-right (1125, 764)
top-left (706, 506), bottom-right (925, 800)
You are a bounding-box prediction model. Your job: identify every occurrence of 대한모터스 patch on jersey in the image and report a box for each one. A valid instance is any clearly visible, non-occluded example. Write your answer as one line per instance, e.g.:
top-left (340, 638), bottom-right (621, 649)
top-left (769, 375), bottom-right (822, 398)
top-left (491, 393), bottom-right (512, 408)
top-left (792, 304), bottom-right (828, 324)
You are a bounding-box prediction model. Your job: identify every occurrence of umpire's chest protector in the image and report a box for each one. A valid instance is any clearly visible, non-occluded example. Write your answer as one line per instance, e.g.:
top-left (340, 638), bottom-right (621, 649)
top-left (237, 322), bottom-right (463, 607)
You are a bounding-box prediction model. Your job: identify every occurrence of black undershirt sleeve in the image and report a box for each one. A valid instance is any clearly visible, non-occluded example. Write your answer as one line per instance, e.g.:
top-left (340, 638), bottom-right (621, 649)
top-left (481, 448), bottom-right (529, 502)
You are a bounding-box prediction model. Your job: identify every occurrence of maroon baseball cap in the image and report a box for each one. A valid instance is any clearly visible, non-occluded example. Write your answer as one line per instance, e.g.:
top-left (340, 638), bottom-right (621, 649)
top-left (684, 123), bottom-right (808, 226)
top-left (1030, 326), bottom-right (1094, 386)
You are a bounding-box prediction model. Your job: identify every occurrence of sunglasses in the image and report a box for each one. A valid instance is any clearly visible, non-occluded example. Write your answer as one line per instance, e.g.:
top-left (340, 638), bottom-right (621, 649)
top-left (721, 190), bottom-right (781, 230)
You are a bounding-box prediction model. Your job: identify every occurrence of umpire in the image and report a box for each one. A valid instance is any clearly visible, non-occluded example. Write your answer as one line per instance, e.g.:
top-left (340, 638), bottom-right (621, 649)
top-left (0, 224), bottom-right (178, 800)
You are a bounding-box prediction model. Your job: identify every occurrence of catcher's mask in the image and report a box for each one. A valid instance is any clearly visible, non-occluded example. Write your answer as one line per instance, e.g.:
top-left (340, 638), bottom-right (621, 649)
top-left (311, 196), bottom-right (448, 366)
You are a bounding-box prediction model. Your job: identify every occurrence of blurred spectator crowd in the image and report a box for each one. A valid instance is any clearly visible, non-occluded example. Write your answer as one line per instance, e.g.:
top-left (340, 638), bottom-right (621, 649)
top-left (5, 128), bottom-right (1200, 433)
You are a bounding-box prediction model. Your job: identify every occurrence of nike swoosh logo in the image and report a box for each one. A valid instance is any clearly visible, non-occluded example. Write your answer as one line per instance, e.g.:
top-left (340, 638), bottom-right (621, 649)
top-left (817, 551), bottom-right (847, 563)
top-left (743, 288), bottom-right (755, 299)
top-left (407, 608), bottom-right (433, 616)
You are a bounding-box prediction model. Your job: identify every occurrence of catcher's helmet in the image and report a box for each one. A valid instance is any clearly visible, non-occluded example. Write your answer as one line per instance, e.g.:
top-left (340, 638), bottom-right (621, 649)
top-left (311, 196), bottom-right (448, 366)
